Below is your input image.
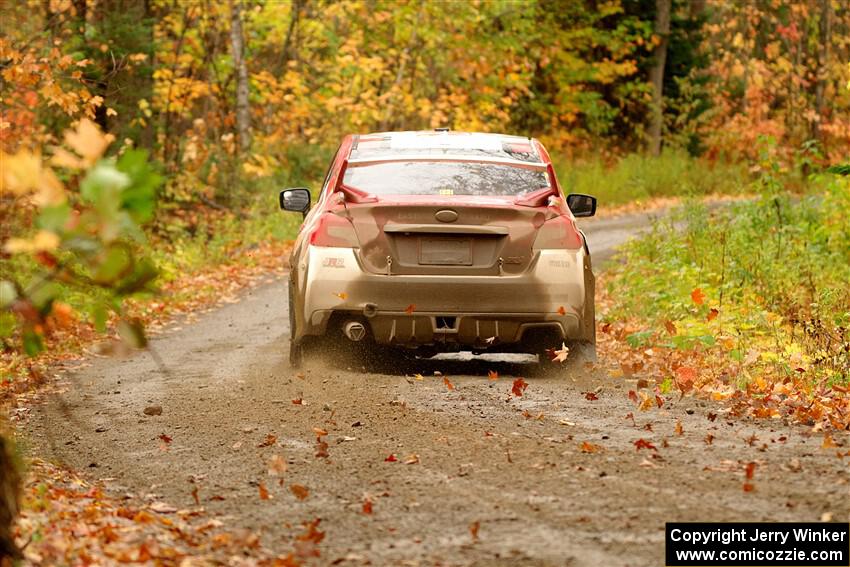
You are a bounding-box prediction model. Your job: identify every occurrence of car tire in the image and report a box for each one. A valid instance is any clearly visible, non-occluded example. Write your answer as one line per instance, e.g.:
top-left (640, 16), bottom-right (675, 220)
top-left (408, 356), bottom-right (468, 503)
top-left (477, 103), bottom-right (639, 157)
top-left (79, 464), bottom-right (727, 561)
top-left (288, 280), bottom-right (303, 368)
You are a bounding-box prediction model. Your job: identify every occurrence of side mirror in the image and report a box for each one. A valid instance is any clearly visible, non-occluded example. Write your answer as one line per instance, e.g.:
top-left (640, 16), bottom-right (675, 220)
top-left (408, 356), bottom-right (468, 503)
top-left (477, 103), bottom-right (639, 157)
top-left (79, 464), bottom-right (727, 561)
top-left (279, 188), bottom-right (311, 214)
top-left (566, 193), bottom-right (597, 217)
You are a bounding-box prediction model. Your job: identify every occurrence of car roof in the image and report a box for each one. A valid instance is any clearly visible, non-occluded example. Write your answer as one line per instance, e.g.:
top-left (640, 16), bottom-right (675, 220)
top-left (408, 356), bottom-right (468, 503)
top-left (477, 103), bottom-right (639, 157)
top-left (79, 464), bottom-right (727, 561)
top-left (349, 130), bottom-right (544, 165)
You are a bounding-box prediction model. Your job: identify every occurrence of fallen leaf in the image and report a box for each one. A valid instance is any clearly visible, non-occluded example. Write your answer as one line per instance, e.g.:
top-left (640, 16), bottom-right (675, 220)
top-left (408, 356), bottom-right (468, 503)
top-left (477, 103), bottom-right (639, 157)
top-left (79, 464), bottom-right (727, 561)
top-left (633, 438), bottom-right (657, 451)
top-left (511, 378), bottom-right (528, 397)
top-left (315, 439), bottom-right (329, 459)
top-left (704, 434), bottom-right (715, 445)
top-left (290, 484), bottom-right (309, 500)
top-left (191, 485), bottom-right (200, 505)
top-left (362, 495), bottom-right (373, 515)
top-left (313, 427), bottom-right (328, 437)
top-left (580, 441), bottom-right (601, 453)
top-left (488, 370), bottom-right (499, 381)
top-left (822, 434), bottom-right (838, 449)
top-left (258, 433), bottom-right (277, 447)
top-left (745, 461), bottom-right (756, 479)
top-left (333, 292), bottom-right (348, 300)
top-left (443, 377), bottom-right (454, 391)
top-left (268, 454), bottom-right (288, 476)
top-left (258, 482), bottom-right (271, 500)
top-left (691, 288), bottom-right (705, 305)
top-left (675, 366), bottom-right (697, 392)
top-left (405, 304), bottom-right (416, 315)
top-left (143, 405), bottom-right (163, 416)
top-left (158, 433), bottom-right (172, 444)
top-left (707, 308), bottom-right (719, 321)
top-left (675, 420), bottom-right (683, 436)
top-left (384, 454), bottom-right (397, 462)
top-left (469, 520), bottom-right (480, 541)
top-left (664, 320), bottom-right (677, 335)
top-left (404, 453), bottom-right (420, 465)
top-left (149, 502), bottom-right (177, 514)
top-left (292, 398), bottom-right (303, 405)
top-left (707, 412), bottom-right (717, 422)
top-left (584, 391), bottom-right (598, 401)
top-left (557, 305), bottom-right (566, 316)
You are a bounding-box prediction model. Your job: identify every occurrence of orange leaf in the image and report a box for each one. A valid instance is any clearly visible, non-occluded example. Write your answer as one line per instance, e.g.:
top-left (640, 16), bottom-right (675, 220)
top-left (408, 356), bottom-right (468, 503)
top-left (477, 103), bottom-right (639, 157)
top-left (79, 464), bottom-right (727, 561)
top-left (258, 482), bottom-right (271, 500)
top-left (384, 454), bottom-right (397, 462)
top-left (290, 484), bottom-right (309, 500)
top-left (404, 453), bottom-right (420, 465)
top-left (469, 520), bottom-right (480, 541)
top-left (511, 378), bottom-right (528, 397)
top-left (707, 308), bottom-right (719, 321)
top-left (664, 320), bottom-right (676, 335)
top-left (292, 398), bottom-right (303, 405)
top-left (580, 441), bottom-right (601, 453)
top-left (268, 454), bottom-right (288, 476)
top-left (405, 304), bottom-right (416, 315)
top-left (362, 495), bottom-right (373, 515)
top-left (312, 427), bottom-right (328, 437)
top-left (745, 462), bottom-right (756, 480)
top-left (443, 376), bottom-right (454, 391)
top-left (822, 434), bottom-right (838, 449)
top-left (557, 305), bottom-right (566, 316)
top-left (488, 370), bottom-right (499, 381)
top-left (675, 366), bottom-right (697, 391)
top-left (333, 292), bottom-right (348, 300)
top-left (691, 288), bottom-right (705, 305)
top-left (633, 438), bottom-right (657, 451)
top-left (675, 420), bottom-right (683, 436)
top-left (258, 433), bottom-right (277, 447)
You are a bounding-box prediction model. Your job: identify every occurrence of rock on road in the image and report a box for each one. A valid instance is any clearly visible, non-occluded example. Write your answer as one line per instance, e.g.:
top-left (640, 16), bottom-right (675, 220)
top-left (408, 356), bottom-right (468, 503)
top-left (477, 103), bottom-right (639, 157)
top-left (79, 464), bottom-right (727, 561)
top-left (25, 212), bottom-right (847, 566)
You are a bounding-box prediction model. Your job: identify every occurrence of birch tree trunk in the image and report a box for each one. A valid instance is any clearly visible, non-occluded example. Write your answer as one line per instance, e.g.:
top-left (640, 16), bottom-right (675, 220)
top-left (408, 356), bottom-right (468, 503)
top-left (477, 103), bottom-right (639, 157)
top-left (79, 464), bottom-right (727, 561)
top-left (648, 0), bottom-right (671, 156)
top-left (230, 0), bottom-right (251, 154)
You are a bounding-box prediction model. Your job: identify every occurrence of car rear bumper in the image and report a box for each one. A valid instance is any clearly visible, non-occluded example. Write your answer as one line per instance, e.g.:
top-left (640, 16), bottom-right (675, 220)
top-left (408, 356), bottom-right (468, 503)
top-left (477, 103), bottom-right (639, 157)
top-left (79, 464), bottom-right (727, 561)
top-left (295, 246), bottom-right (594, 347)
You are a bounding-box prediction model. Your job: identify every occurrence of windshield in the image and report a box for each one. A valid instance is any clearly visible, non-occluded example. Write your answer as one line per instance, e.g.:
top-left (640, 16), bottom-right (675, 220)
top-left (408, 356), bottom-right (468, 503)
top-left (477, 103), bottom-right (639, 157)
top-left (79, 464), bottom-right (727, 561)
top-left (343, 161), bottom-right (549, 197)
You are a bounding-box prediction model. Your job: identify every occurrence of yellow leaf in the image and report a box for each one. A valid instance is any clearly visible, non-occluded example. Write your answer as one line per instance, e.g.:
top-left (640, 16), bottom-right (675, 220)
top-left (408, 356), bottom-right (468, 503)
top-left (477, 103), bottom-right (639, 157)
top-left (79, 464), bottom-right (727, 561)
top-left (0, 150), bottom-right (42, 195)
top-left (32, 169), bottom-right (66, 207)
top-left (4, 230), bottom-right (60, 253)
top-left (65, 118), bottom-right (110, 163)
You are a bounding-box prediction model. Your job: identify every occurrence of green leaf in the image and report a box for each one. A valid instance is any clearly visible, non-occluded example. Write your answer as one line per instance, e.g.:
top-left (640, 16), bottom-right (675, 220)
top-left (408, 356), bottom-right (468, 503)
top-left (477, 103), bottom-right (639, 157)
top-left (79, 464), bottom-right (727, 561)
top-left (36, 202), bottom-right (72, 233)
top-left (0, 280), bottom-right (17, 309)
top-left (0, 313), bottom-right (16, 339)
top-left (23, 329), bottom-right (44, 356)
top-left (92, 303), bottom-right (109, 333)
top-left (94, 246), bottom-right (132, 284)
top-left (117, 149), bottom-right (161, 223)
top-left (117, 257), bottom-right (158, 294)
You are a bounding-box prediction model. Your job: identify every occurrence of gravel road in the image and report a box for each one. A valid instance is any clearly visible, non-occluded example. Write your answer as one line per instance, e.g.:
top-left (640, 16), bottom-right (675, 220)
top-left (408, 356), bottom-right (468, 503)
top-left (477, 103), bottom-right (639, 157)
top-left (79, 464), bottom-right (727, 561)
top-left (24, 212), bottom-right (847, 566)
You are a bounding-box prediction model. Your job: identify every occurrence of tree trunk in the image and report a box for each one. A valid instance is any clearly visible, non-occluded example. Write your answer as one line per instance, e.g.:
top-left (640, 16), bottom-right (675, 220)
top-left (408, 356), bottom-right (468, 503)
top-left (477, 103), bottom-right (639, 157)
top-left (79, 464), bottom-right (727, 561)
top-left (0, 435), bottom-right (21, 561)
top-left (229, 0), bottom-right (251, 154)
top-left (648, 0), bottom-right (672, 156)
top-left (812, 0), bottom-right (832, 144)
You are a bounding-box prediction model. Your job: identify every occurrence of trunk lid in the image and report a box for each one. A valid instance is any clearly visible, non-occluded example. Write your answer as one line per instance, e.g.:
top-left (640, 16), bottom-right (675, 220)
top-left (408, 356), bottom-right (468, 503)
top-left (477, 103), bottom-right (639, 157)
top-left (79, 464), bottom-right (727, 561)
top-left (345, 196), bottom-right (546, 276)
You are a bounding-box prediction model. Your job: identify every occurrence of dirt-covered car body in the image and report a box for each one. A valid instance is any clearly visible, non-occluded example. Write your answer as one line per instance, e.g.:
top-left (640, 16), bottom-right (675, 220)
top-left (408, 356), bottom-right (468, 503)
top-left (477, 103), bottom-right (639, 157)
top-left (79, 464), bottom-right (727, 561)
top-left (281, 131), bottom-right (596, 366)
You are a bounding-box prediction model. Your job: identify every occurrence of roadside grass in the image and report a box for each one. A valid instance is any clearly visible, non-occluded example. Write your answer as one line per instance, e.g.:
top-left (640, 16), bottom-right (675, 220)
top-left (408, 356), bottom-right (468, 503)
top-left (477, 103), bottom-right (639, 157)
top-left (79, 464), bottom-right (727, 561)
top-left (599, 173), bottom-right (850, 429)
top-left (553, 150), bottom-right (750, 206)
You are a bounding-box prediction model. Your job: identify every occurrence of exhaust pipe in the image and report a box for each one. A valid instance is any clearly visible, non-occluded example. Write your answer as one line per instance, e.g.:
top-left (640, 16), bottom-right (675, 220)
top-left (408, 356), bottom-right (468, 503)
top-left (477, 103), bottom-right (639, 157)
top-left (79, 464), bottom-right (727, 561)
top-left (342, 321), bottom-right (367, 342)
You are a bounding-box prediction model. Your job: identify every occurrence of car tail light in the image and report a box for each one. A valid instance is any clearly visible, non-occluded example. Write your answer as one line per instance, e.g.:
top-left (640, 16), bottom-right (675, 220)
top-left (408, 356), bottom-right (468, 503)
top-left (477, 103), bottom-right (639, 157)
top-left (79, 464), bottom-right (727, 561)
top-left (532, 215), bottom-right (583, 250)
top-left (309, 213), bottom-right (360, 248)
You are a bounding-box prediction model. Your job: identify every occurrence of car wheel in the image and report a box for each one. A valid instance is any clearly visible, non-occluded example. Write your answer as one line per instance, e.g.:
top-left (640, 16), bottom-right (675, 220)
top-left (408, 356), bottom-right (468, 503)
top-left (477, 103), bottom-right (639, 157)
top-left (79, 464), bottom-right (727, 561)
top-left (288, 281), bottom-right (303, 368)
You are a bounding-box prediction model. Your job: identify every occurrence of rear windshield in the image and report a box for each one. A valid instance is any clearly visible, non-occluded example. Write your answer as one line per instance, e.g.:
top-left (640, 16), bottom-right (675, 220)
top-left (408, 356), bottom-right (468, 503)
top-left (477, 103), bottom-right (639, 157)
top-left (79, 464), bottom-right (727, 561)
top-left (343, 161), bottom-right (549, 197)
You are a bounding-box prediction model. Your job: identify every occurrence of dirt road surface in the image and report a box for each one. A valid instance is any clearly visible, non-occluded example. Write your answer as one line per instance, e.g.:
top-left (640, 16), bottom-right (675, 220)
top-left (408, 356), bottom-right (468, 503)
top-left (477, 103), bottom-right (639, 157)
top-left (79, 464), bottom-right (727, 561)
top-left (24, 212), bottom-right (847, 566)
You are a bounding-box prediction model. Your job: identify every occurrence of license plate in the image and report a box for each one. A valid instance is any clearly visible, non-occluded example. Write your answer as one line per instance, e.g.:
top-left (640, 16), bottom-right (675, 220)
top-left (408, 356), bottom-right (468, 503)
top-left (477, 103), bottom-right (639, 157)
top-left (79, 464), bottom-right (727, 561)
top-left (419, 238), bottom-right (472, 265)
